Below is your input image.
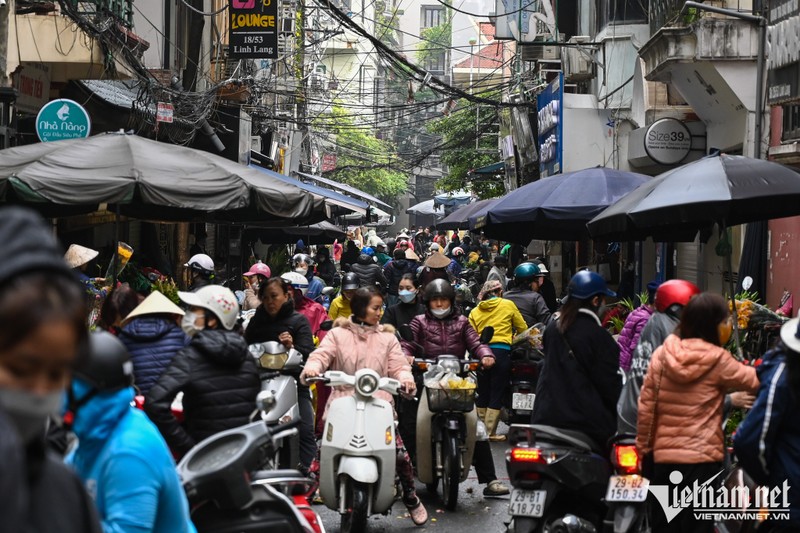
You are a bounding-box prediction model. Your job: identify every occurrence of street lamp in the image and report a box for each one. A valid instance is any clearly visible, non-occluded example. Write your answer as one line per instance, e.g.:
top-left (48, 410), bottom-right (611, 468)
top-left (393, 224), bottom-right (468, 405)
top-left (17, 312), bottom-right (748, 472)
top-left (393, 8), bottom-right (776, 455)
top-left (680, 1), bottom-right (767, 159)
top-left (468, 37), bottom-right (478, 94)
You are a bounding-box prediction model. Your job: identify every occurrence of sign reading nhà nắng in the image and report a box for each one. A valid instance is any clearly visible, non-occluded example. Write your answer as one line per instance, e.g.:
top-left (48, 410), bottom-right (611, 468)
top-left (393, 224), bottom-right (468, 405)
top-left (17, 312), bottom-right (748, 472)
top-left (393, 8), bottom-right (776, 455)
top-left (35, 99), bottom-right (91, 142)
top-left (229, 0), bottom-right (278, 59)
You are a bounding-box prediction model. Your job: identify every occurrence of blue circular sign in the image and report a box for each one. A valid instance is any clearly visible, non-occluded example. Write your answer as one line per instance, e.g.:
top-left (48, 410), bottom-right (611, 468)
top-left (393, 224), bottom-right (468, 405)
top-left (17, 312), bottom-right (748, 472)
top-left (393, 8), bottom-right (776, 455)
top-left (35, 99), bottom-right (91, 142)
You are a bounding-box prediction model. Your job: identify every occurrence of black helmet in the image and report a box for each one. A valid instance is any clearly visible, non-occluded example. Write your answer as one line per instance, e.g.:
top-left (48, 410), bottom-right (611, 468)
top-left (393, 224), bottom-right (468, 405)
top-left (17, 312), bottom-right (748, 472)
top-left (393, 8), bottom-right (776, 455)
top-left (342, 272), bottom-right (360, 290)
top-left (424, 278), bottom-right (455, 304)
top-left (75, 331), bottom-right (134, 392)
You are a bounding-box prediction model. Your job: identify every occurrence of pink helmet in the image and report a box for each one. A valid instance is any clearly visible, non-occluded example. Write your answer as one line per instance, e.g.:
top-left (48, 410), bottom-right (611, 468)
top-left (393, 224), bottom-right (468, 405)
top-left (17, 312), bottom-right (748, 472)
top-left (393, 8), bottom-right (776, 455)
top-left (244, 262), bottom-right (271, 278)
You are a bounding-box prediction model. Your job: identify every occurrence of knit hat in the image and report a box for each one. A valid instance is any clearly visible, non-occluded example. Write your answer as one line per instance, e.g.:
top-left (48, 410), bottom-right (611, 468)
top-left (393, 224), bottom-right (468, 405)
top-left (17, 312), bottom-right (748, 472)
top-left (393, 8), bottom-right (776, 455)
top-left (478, 279), bottom-right (503, 300)
top-left (0, 206), bottom-right (74, 287)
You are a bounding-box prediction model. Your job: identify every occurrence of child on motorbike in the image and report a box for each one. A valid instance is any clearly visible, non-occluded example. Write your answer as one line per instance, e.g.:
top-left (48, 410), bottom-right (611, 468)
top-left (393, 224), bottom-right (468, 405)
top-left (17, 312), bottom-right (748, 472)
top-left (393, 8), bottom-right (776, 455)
top-left (301, 286), bottom-right (428, 526)
top-left (401, 279), bottom-right (510, 496)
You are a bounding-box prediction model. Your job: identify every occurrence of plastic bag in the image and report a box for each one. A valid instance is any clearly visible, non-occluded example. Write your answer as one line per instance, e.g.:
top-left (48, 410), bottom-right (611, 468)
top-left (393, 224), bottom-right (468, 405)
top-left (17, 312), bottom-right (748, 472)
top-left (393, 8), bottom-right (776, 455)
top-left (476, 419), bottom-right (489, 441)
top-left (423, 365), bottom-right (445, 389)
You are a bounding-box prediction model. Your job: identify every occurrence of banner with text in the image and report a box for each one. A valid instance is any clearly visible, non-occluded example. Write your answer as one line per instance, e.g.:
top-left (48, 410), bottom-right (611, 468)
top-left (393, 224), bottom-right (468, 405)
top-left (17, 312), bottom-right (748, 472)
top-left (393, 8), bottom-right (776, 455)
top-left (229, 0), bottom-right (278, 59)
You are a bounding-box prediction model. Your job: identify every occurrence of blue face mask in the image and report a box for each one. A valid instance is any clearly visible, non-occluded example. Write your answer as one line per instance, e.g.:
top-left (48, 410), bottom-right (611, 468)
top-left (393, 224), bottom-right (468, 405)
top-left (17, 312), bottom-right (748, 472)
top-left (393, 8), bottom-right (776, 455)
top-left (398, 289), bottom-right (416, 303)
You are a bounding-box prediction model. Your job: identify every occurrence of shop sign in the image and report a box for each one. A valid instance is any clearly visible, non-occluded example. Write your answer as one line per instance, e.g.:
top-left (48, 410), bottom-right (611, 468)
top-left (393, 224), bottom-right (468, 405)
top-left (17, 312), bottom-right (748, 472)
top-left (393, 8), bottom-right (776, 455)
top-left (537, 72), bottom-right (563, 177)
top-left (768, 0), bottom-right (800, 103)
top-left (14, 64), bottom-right (51, 115)
top-left (35, 99), bottom-right (91, 143)
top-left (229, 0), bottom-right (278, 59)
top-left (156, 102), bottom-right (174, 123)
top-left (322, 153), bottom-right (337, 172)
top-left (644, 118), bottom-right (691, 165)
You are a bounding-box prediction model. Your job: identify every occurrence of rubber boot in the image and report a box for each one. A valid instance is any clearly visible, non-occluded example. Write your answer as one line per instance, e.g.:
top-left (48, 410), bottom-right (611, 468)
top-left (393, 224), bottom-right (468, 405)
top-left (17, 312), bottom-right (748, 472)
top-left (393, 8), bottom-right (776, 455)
top-left (485, 408), bottom-right (506, 442)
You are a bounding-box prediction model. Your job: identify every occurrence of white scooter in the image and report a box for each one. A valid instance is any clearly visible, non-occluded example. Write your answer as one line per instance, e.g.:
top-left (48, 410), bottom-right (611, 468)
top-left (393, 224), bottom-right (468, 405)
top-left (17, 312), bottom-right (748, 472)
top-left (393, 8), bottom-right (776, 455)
top-left (249, 341), bottom-right (303, 469)
top-left (309, 369), bottom-right (401, 533)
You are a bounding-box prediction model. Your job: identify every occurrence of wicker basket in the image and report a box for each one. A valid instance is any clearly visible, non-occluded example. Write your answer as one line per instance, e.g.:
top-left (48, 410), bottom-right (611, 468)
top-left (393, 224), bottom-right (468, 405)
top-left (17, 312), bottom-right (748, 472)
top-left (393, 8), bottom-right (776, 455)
top-left (426, 387), bottom-right (476, 413)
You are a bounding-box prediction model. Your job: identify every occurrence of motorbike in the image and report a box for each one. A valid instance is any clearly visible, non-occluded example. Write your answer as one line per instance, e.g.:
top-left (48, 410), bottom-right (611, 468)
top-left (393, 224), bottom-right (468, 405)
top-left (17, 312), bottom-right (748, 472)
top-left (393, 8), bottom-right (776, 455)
top-left (308, 369), bottom-right (402, 533)
top-left (399, 324), bottom-right (493, 510)
top-left (508, 325), bottom-right (545, 425)
top-left (506, 424), bottom-right (611, 533)
top-left (604, 434), bottom-right (650, 533)
top-left (247, 340), bottom-right (303, 469)
top-left (177, 391), bottom-right (325, 533)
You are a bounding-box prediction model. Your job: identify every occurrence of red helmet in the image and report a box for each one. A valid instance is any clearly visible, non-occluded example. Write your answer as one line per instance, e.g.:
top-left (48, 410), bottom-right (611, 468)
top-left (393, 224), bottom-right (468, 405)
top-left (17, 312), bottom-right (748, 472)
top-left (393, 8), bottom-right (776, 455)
top-left (654, 279), bottom-right (701, 313)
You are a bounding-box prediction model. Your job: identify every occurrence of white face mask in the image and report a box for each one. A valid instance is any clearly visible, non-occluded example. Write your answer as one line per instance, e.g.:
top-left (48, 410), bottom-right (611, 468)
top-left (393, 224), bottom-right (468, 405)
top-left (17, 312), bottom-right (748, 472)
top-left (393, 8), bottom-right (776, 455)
top-left (398, 289), bottom-right (417, 304)
top-left (431, 307), bottom-right (451, 319)
top-left (295, 267), bottom-right (308, 277)
top-left (181, 311), bottom-right (203, 337)
top-left (0, 388), bottom-right (62, 444)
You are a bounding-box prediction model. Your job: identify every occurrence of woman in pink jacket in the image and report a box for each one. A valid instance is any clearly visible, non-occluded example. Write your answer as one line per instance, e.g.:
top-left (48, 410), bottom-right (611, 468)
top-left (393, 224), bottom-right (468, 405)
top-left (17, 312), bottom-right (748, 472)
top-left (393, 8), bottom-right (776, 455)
top-left (301, 286), bottom-right (428, 526)
top-left (636, 292), bottom-right (759, 533)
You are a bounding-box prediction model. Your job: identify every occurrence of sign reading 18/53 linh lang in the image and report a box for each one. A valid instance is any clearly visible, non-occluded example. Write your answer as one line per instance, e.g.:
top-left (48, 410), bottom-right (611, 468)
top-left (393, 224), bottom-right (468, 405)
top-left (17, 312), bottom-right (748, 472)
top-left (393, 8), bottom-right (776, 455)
top-left (35, 99), bottom-right (91, 143)
top-left (229, 0), bottom-right (278, 59)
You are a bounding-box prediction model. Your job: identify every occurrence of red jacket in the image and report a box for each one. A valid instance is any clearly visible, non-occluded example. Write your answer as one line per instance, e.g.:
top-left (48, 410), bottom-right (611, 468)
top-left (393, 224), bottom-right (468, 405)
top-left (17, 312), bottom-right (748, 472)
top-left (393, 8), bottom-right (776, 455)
top-left (295, 296), bottom-right (330, 340)
top-left (401, 311), bottom-right (493, 361)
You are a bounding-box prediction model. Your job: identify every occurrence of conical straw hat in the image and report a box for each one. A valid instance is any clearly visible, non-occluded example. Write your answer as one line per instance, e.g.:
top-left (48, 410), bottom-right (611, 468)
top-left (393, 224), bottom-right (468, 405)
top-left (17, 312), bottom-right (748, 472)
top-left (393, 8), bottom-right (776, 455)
top-left (122, 290), bottom-right (184, 326)
top-left (64, 244), bottom-right (99, 269)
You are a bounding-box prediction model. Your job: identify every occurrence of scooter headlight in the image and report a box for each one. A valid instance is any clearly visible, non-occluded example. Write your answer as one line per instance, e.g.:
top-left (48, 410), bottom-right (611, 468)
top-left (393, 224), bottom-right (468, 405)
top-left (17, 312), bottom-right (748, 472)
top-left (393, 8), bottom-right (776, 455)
top-left (439, 358), bottom-right (462, 374)
top-left (356, 373), bottom-right (379, 396)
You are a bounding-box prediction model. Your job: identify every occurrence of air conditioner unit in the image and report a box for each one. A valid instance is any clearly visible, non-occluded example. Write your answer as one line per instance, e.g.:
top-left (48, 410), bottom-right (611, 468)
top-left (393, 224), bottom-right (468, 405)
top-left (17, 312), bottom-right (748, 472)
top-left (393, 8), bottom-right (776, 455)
top-left (564, 36), bottom-right (594, 82)
top-left (520, 41), bottom-right (561, 62)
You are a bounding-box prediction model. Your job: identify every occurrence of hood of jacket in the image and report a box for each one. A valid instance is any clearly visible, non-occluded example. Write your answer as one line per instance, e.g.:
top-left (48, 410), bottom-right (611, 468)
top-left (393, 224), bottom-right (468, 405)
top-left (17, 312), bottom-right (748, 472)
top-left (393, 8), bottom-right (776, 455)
top-left (476, 297), bottom-right (502, 313)
top-left (357, 254), bottom-right (374, 265)
top-left (119, 316), bottom-right (181, 343)
top-left (69, 378), bottom-right (134, 447)
top-left (191, 328), bottom-right (248, 367)
top-left (660, 334), bottom-right (724, 383)
top-left (390, 258), bottom-right (408, 271)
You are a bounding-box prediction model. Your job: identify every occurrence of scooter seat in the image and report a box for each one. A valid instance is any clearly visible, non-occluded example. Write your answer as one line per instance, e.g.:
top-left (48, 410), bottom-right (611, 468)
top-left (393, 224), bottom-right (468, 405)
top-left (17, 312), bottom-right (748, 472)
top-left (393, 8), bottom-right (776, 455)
top-left (529, 424), bottom-right (600, 453)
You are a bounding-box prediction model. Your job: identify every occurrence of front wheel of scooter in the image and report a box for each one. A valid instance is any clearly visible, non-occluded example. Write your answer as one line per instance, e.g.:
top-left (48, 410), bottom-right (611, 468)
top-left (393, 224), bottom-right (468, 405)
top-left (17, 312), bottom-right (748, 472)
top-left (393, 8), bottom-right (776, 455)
top-left (341, 480), bottom-right (369, 533)
top-left (441, 434), bottom-right (460, 511)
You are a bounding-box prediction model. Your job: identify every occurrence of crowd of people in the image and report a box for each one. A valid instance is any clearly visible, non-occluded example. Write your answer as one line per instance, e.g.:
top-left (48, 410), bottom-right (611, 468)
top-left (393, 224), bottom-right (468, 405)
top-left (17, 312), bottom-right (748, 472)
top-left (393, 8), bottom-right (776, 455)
top-left (1, 206), bottom-right (799, 533)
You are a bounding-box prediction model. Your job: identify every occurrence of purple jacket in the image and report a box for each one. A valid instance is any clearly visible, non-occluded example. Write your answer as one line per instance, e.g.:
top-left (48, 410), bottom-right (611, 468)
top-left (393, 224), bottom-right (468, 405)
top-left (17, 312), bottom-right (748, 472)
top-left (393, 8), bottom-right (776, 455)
top-left (617, 305), bottom-right (654, 371)
top-left (401, 311), bottom-right (493, 361)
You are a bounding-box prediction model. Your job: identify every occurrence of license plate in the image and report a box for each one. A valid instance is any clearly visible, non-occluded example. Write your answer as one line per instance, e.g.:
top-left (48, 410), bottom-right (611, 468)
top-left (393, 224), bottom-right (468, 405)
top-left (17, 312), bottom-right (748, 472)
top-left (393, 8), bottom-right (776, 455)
top-left (512, 393), bottom-right (535, 411)
top-left (508, 489), bottom-right (546, 517)
top-left (605, 475), bottom-right (649, 502)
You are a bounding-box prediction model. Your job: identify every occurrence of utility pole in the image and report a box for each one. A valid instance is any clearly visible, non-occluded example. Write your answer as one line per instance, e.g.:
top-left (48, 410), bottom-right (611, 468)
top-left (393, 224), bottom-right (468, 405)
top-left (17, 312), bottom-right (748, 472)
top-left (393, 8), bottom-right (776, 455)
top-left (0, 0), bottom-right (9, 88)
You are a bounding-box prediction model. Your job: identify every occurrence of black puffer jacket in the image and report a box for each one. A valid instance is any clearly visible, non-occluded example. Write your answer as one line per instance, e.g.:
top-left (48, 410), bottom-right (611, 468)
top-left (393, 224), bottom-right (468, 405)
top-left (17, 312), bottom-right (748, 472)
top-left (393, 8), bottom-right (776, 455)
top-left (245, 302), bottom-right (315, 359)
top-left (349, 254), bottom-right (387, 290)
top-left (383, 259), bottom-right (411, 295)
top-left (504, 287), bottom-right (552, 327)
top-left (145, 329), bottom-right (260, 456)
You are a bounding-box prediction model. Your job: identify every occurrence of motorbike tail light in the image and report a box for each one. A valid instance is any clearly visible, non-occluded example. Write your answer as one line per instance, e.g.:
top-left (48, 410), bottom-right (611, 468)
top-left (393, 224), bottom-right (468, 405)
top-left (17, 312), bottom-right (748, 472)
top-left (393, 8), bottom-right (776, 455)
top-left (520, 471), bottom-right (541, 481)
top-left (512, 363), bottom-right (538, 379)
top-left (510, 447), bottom-right (545, 463)
top-left (612, 444), bottom-right (640, 475)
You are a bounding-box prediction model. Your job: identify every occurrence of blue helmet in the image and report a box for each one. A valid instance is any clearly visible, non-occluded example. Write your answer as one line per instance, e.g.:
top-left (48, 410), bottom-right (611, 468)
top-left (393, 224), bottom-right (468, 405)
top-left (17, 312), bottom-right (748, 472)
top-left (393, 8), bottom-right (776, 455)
top-left (362, 246), bottom-right (375, 257)
top-left (567, 270), bottom-right (616, 300)
top-left (513, 262), bottom-right (542, 284)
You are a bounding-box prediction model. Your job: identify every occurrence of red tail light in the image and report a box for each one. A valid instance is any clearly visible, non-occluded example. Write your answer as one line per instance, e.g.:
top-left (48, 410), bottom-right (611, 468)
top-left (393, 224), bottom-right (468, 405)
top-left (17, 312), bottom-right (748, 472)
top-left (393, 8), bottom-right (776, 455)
top-left (510, 447), bottom-right (546, 463)
top-left (612, 444), bottom-right (640, 475)
top-left (512, 363), bottom-right (538, 379)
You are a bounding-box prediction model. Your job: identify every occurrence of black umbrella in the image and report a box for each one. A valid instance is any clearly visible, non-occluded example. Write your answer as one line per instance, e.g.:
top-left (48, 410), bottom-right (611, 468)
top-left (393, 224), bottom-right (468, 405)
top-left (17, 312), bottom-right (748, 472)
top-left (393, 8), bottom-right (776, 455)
top-left (472, 167), bottom-right (651, 243)
top-left (586, 154), bottom-right (800, 242)
top-left (244, 221), bottom-right (346, 245)
top-left (436, 198), bottom-right (499, 230)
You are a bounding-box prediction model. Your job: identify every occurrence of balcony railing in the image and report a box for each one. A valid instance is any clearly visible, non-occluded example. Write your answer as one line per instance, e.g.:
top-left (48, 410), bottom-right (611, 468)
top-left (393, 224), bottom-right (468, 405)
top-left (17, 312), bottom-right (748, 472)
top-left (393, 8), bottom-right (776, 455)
top-left (64, 0), bottom-right (133, 28)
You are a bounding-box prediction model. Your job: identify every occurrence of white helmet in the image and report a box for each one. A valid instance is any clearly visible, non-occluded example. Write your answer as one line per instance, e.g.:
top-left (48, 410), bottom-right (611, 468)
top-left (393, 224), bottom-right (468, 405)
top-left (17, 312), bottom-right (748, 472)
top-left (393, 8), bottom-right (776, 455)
top-left (185, 253), bottom-right (214, 273)
top-left (178, 285), bottom-right (239, 330)
top-left (281, 271), bottom-right (309, 296)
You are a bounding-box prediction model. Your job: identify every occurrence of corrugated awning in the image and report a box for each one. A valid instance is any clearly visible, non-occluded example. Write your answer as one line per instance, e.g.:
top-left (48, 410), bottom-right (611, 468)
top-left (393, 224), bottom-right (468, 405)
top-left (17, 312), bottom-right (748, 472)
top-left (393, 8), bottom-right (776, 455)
top-left (296, 171), bottom-right (393, 211)
top-left (470, 161), bottom-right (504, 175)
top-left (251, 165), bottom-right (368, 215)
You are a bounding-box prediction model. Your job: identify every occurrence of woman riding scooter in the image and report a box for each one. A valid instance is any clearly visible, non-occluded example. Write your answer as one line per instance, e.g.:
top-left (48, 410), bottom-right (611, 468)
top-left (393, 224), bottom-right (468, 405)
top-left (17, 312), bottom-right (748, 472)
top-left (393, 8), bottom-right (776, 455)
top-left (301, 286), bottom-right (428, 526)
top-left (401, 279), bottom-right (510, 497)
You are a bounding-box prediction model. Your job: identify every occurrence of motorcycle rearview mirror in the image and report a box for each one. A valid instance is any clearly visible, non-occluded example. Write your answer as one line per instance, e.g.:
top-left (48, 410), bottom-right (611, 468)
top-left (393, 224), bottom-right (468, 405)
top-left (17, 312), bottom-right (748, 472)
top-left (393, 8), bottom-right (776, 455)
top-left (319, 320), bottom-right (333, 331)
top-left (479, 326), bottom-right (494, 344)
top-left (742, 276), bottom-right (753, 291)
top-left (322, 286), bottom-right (337, 297)
top-left (398, 324), bottom-right (414, 342)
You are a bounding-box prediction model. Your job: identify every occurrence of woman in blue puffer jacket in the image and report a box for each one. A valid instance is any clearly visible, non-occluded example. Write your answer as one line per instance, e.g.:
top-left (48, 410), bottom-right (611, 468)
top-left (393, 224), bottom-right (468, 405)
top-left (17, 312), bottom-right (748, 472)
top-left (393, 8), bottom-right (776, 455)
top-left (118, 291), bottom-right (190, 396)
